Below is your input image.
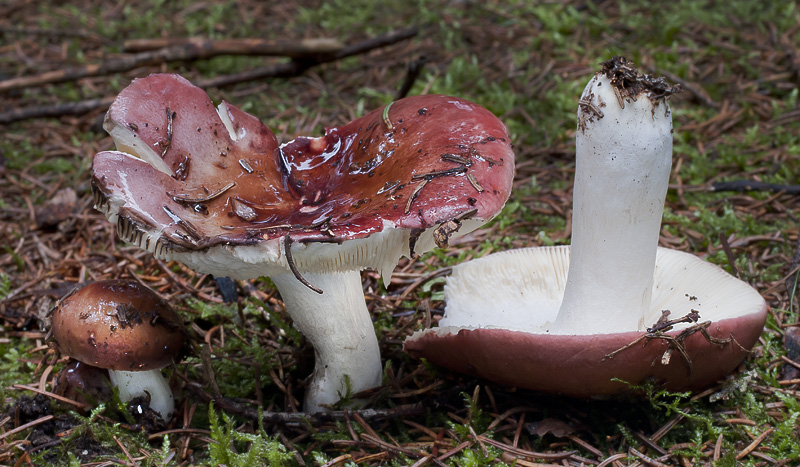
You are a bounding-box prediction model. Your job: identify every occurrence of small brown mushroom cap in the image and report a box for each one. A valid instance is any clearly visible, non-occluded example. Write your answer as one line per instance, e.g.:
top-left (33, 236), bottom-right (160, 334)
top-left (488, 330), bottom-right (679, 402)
top-left (54, 360), bottom-right (113, 409)
top-left (51, 280), bottom-right (185, 372)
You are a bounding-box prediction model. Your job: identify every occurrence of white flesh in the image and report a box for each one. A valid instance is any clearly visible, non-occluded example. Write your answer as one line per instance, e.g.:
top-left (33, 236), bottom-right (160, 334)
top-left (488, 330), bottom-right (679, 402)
top-left (271, 271), bottom-right (383, 412)
top-left (552, 74), bottom-right (673, 333)
top-left (108, 369), bottom-right (174, 420)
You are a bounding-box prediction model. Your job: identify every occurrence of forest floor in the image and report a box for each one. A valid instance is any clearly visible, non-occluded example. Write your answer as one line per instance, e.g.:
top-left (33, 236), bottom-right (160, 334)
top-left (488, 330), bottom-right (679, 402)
top-left (1, 0), bottom-right (800, 465)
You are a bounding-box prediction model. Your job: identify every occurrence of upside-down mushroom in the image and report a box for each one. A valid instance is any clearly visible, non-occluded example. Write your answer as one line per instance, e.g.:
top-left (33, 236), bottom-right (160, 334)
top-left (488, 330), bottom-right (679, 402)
top-left (91, 74), bottom-right (515, 411)
top-left (405, 57), bottom-right (767, 396)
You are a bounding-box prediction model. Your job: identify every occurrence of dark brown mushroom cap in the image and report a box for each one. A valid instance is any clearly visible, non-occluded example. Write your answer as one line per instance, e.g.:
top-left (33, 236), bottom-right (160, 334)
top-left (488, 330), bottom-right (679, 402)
top-left (404, 311), bottom-right (766, 396)
top-left (54, 360), bottom-right (112, 409)
top-left (50, 280), bottom-right (185, 371)
top-left (92, 74), bottom-right (514, 258)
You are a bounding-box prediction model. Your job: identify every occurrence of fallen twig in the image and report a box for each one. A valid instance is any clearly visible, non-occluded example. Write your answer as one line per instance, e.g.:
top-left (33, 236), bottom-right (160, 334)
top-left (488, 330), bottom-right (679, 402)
top-left (283, 233), bottom-right (323, 294)
top-left (0, 37), bottom-right (342, 94)
top-left (0, 27), bottom-right (418, 124)
top-left (629, 447), bottom-right (671, 467)
top-left (735, 427), bottom-right (773, 460)
top-left (604, 310), bottom-right (731, 374)
top-left (648, 65), bottom-right (718, 109)
top-left (476, 435), bottom-right (578, 461)
top-left (0, 415), bottom-right (54, 441)
top-left (184, 382), bottom-right (424, 427)
top-left (710, 180), bottom-right (800, 194)
top-left (784, 225), bottom-right (800, 308)
top-left (121, 37), bottom-right (342, 55)
top-left (718, 233), bottom-right (740, 278)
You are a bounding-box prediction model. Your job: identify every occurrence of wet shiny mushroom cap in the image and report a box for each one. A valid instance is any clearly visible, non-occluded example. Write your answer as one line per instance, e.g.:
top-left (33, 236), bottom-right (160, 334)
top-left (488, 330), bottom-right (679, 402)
top-left (50, 280), bottom-right (185, 371)
top-left (54, 360), bottom-right (113, 409)
top-left (91, 74), bottom-right (514, 275)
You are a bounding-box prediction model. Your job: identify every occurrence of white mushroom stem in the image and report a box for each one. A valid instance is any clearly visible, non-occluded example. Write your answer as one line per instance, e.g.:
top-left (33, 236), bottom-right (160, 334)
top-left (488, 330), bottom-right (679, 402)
top-left (108, 369), bottom-right (174, 420)
top-left (271, 270), bottom-right (383, 412)
top-left (550, 72), bottom-right (673, 334)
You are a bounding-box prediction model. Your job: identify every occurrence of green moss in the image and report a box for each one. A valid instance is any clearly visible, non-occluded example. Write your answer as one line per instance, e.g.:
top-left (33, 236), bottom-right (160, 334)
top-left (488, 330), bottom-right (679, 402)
top-left (0, 341), bottom-right (37, 400)
top-left (206, 403), bottom-right (292, 466)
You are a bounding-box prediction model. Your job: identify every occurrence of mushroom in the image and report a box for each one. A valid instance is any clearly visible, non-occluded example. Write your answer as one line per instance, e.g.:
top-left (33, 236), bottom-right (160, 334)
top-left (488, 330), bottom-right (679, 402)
top-left (90, 74), bottom-right (515, 411)
top-left (54, 360), bottom-right (114, 410)
top-left (50, 280), bottom-right (185, 419)
top-left (404, 57), bottom-right (768, 396)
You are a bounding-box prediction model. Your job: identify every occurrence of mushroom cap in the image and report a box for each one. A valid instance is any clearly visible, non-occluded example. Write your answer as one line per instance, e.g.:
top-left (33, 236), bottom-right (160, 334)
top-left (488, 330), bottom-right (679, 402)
top-left (54, 360), bottom-right (113, 409)
top-left (51, 280), bottom-right (185, 371)
top-left (404, 246), bottom-right (768, 396)
top-left (91, 74), bottom-right (514, 281)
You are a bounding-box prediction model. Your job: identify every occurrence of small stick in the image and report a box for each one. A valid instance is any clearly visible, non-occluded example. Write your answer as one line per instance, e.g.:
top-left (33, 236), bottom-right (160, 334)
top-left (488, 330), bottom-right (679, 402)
top-left (735, 427), bottom-right (773, 460)
top-left (710, 180), bottom-right (800, 194)
top-left (784, 229), bottom-right (800, 309)
top-left (122, 37), bottom-right (343, 56)
top-left (0, 38), bottom-right (343, 94)
top-left (11, 384), bottom-right (90, 410)
top-left (162, 205), bottom-right (201, 241)
top-left (113, 435), bottom-right (138, 465)
top-left (361, 433), bottom-right (426, 459)
top-left (238, 159), bottom-right (254, 174)
top-left (0, 97), bottom-right (114, 124)
top-left (395, 55), bottom-right (427, 100)
top-left (0, 414), bottom-right (54, 441)
top-left (244, 224), bottom-right (292, 234)
top-left (467, 173), bottom-right (484, 193)
top-left (612, 84), bottom-right (625, 109)
top-left (170, 182), bottom-right (236, 204)
top-left (440, 154), bottom-right (472, 166)
top-left (629, 447), bottom-right (670, 467)
top-left (648, 65), bottom-right (717, 109)
top-left (579, 97), bottom-right (605, 118)
top-left (713, 433), bottom-right (723, 461)
top-left (476, 435), bottom-right (578, 460)
top-left (0, 27), bottom-right (419, 123)
top-left (567, 435), bottom-right (604, 458)
top-left (283, 234), bottom-right (323, 294)
top-left (597, 453), bottom-right (628, 467)
top-left (295, 215), bottom-right (332, 231)
top-left (603, 335), bottom-right (647, 360)
top-left (162, 107), bottom-right (174, 158)
top-left (647, 309), bottom-right (699, 333)
top-left (184, 381), bottom-right (423, 426)
top-left (198, 26), bottom-right (418, 89)
top-left (405, 179), bottom-right (428, 214)
top-left (604, 310), bottom-right (726, 374)
top-left (718, 233), bottom-right (739, 278)
top-left (411, 166), bottom-right (467, 181)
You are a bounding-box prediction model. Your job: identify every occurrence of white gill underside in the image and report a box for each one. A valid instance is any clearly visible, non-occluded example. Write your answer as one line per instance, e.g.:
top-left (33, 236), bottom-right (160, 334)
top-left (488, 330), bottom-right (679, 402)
top-left (97, 182), bottom-right (489, 288)
top-left (437, 245), bottom-right (766, 335)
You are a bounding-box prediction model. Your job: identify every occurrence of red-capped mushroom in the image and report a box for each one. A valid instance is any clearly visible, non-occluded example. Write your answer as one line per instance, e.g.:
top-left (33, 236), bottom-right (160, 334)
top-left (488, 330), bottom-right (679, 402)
top-left (404, 57), bottom-right (767, 396)
top-left (50, 280), bottom-right (185, 419)
top-left (91, 74), bottom-right (515, 411)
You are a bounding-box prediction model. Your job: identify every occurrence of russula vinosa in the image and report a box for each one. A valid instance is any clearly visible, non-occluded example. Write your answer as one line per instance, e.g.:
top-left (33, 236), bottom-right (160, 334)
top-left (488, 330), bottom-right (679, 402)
top-left (91, 74), bottom-right (515, 411)
top-left (50, 280), bottom-right (185, 419)
top-left (404, 57), bottom-right (768, 396)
